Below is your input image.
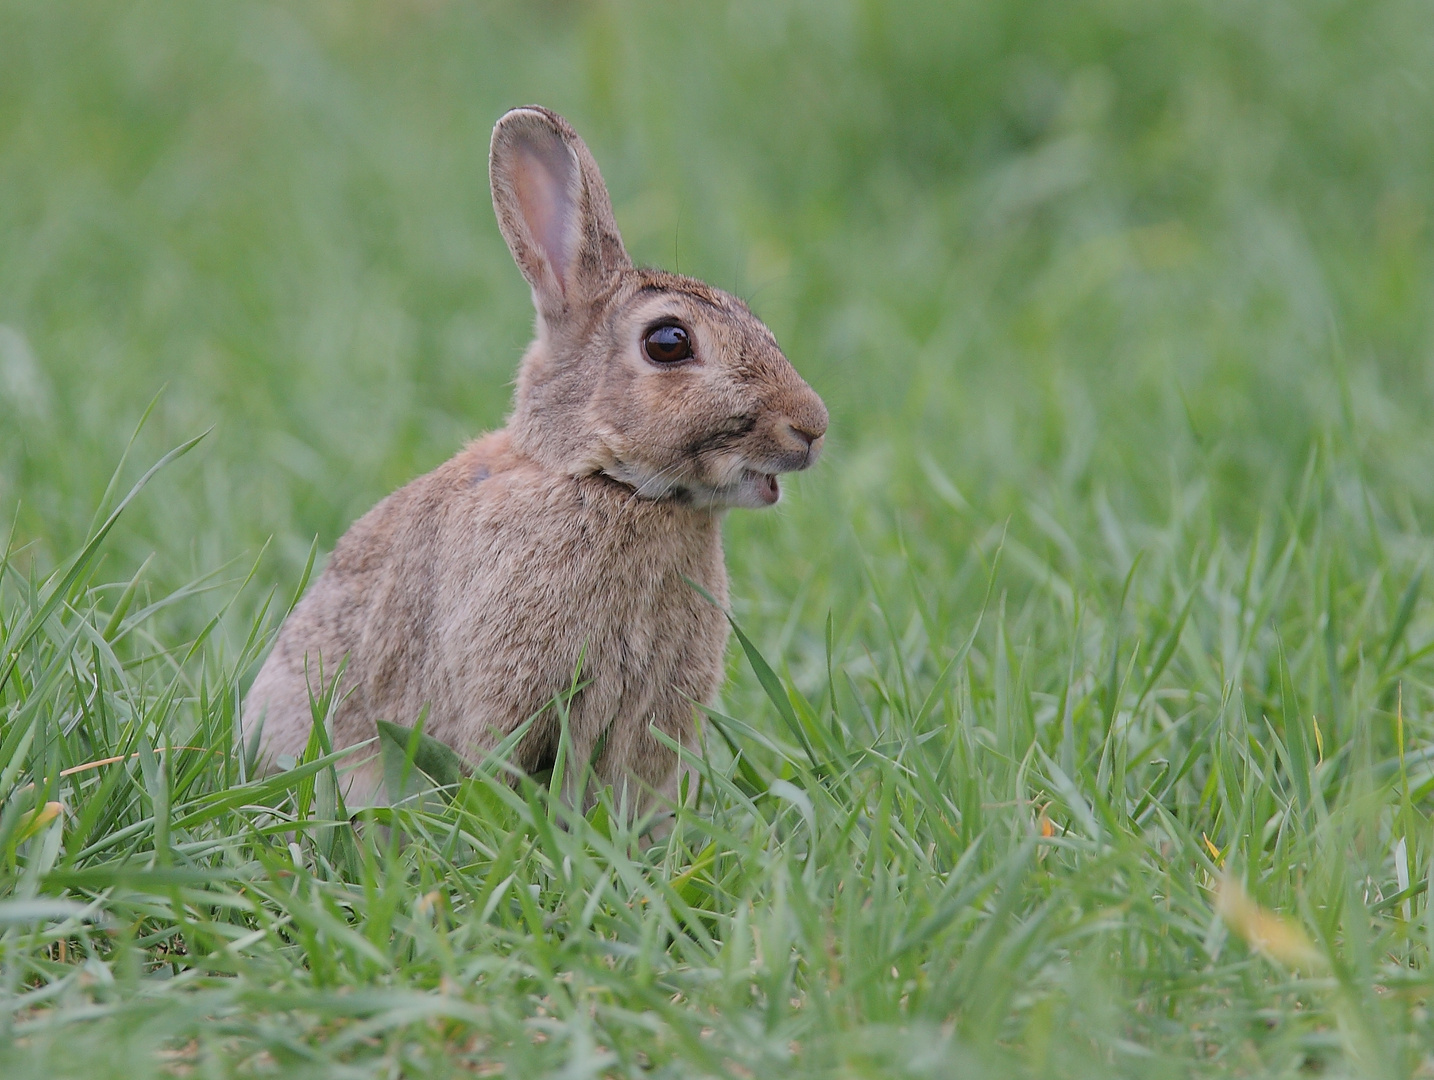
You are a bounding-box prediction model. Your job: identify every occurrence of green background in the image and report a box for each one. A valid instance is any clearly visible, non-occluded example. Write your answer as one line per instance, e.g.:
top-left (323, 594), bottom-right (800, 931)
top-left (3, 2), bottom-right (1434, 1077)
top-left (6, 1), bottom-right (1430, 598)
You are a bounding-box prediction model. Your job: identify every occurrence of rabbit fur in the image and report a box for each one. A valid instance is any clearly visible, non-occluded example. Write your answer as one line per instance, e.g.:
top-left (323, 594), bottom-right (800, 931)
top-left (242, 106), bottom-right (828, 811)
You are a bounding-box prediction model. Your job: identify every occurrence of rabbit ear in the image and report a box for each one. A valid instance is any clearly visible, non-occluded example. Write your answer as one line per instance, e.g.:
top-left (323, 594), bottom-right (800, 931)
top-left (490, 107), bottom-right (631, 323)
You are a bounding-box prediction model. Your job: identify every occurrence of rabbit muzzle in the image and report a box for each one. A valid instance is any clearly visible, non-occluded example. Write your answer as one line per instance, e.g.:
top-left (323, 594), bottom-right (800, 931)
top-left (718, 399), bottom-right (828, 508)
top-left (599, 414), bottom-right (824, 509)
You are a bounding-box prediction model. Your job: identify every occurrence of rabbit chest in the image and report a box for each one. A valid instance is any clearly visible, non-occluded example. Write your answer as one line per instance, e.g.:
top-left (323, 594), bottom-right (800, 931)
top-left (334, 440), bottom-right (731, 778)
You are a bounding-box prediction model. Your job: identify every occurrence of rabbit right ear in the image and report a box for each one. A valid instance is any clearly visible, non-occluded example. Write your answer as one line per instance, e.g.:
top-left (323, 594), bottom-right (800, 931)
top-left (490, 107), bottom-right (631, 325)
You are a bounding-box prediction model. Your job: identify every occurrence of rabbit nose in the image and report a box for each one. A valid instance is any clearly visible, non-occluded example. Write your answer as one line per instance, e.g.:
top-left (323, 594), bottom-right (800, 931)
top-left (784, 420), bottom-right (827, 466)
top-left (786, 419), bottom-right (827, 448)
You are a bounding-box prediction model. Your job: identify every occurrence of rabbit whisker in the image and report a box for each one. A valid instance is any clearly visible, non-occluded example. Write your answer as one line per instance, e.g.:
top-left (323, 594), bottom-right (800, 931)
top-left (633, 459), bottom-right (695, 502)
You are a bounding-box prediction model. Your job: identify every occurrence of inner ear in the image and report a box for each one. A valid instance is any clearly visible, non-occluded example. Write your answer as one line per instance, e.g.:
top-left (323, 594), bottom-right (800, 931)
top-left (512, 134), bottom-right (578, 293)
top-left (491, 107), bottom-right (632, 314)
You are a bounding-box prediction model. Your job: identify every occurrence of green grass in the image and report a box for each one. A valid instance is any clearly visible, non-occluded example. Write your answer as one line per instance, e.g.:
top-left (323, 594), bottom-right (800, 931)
top-left (4, 0), bottom-right (1434, 1075)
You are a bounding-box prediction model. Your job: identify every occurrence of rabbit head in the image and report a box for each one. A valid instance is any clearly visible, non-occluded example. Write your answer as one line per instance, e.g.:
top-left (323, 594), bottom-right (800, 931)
top-left (490, 106), bottom-right (827, 510)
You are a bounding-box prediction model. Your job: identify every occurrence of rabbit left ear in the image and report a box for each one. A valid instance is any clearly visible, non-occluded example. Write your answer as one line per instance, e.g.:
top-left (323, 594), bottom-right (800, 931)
top-left (489, 107), bottom-right (631, 325)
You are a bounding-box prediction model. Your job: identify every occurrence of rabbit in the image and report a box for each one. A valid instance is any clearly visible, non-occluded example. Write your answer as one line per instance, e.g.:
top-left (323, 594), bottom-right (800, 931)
top-left (241, 106), bottom-right (828, 813)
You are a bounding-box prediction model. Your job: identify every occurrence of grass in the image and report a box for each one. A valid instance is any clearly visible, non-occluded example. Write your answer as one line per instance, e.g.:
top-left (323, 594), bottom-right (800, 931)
top-left (3, 0), bottom-right (1434, 1075)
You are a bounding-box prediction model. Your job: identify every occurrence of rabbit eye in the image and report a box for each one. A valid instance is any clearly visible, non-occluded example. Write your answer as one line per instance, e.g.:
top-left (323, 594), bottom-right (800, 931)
top-left (644, 323), bottom-right (692, 364)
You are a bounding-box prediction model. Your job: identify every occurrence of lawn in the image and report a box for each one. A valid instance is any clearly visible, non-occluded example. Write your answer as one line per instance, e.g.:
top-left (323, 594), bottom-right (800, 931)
top-left (3, 1), bottom-right (1434, 1076)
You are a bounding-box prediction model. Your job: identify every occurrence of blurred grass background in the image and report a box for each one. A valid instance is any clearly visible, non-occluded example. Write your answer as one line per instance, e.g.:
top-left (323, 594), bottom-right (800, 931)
top-left (5, 1), bottom-right (1434, 1076)
top-left (5, 0), bottom-right (1431, 593)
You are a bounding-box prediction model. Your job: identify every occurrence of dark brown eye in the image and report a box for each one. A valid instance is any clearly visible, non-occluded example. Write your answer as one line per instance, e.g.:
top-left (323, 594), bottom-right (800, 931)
top-left (644, 323), bottom-right (692, 364)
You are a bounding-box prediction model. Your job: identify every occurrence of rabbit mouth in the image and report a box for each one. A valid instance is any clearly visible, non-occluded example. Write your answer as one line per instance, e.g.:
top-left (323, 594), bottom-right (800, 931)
top-left (739, 469), bottom-right (781, 506)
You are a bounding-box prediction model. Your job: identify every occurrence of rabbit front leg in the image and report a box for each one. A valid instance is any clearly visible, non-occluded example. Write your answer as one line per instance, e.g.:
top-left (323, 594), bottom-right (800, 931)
top-left (581, 691), bottom-right (700, 823)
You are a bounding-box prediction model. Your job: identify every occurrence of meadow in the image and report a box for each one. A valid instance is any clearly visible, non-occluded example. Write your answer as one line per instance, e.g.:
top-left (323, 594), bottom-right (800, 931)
top-left (3, 1), bottom-right (1434, 1075)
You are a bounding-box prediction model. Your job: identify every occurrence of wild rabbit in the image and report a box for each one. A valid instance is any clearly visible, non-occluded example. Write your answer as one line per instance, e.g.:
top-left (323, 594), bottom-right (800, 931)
top-left (242, 106), bottom-right (827, 811)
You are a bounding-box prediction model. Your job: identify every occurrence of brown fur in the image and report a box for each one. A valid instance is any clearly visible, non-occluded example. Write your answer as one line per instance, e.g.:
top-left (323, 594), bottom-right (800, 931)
top-left (242, 107), bottom-right (827, 811)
